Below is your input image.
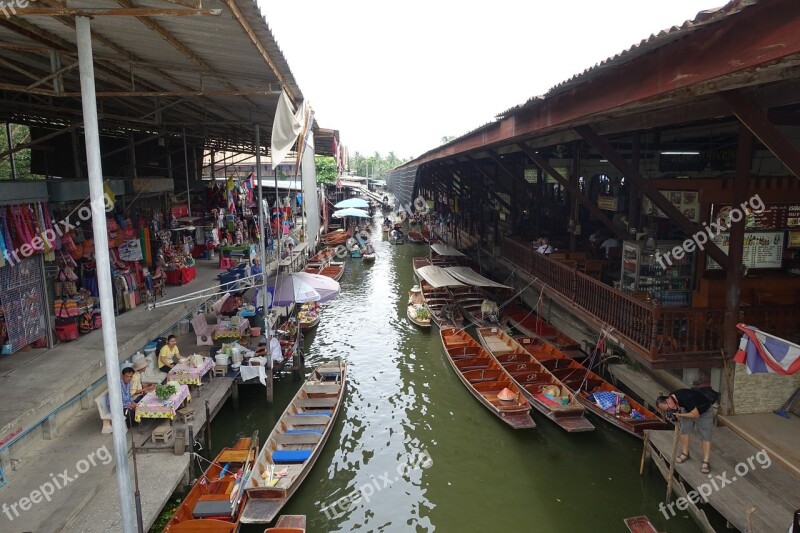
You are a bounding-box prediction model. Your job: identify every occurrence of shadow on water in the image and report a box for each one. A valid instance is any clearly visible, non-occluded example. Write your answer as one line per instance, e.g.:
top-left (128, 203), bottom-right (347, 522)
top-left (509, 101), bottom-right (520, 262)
top-left (200, 217), bottom-right (714, 532)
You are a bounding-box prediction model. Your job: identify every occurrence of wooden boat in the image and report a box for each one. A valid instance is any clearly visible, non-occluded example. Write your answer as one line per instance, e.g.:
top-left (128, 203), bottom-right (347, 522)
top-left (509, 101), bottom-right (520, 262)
top-left (439, 327), bottom-right (535, 429)
top-left (475, 327), bottom-right (595, 432)
top-left (420, 280), bottom-right (463, 328)
top-left (265, 514), bottom-right (306, 532)
top-left (420, 228), bottom-right (432, 242)
top-left (407, 230), bottom-right (425, 244)
top-left (318, 262), bottom-right (344, 281)
top-left (623, 515), bottom-right (662, 533)
top-left (503, 304), bottom-right (585, 358)
top-left (241, 359), bottom-right (346, 524)
top-left (515, 336), bottom-right (667, 437)
top-left (309, 248), bottom-right (337, 263)
top-left (412, 257), bottom-right (431, 279)
top-left (389, 229), bottom-right (405, 245)
top-left (407, 286), bottom-right (432, 328)
top-left (297, 303), bottom-right (320, 330)
top-left (165, 434), bottom-right (259, 532)
top-left (450, 286), bottom-right (498, 327)
top-left (362, 244), bottom-right (376, 263)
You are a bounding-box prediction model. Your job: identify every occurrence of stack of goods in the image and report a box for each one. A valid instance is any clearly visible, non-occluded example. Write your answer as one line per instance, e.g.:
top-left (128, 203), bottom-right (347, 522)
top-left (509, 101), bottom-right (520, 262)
top-left (297, 303), bottom-right (319, 327)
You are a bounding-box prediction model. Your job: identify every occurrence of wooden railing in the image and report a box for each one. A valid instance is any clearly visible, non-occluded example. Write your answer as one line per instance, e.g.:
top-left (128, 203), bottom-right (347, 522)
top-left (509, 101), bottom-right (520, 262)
top-left (500, 236), bottom-right (800, 366)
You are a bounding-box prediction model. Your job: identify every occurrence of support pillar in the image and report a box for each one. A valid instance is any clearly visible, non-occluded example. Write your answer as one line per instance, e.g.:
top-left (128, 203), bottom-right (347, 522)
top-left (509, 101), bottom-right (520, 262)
top-left (255, 124), bottom-right (272, 405)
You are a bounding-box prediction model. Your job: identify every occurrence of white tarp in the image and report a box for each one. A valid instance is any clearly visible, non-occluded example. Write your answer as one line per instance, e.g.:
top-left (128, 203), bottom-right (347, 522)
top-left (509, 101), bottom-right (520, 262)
top-left (445, 266), bottom-right (512, 290)
top-left (416, 265), bottom-right (466, 288)
top-left (430, 243), bottom-right (465, 257)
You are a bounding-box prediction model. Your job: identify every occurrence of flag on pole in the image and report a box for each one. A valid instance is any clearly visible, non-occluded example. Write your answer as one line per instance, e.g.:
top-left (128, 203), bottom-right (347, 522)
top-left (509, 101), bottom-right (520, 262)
top-left (271, 90), bottom-right (305, 170)
top-left (294, 107), bottom-right (315, 176)
top-left (244, 171), bottom-right (255, 202)
top-left (733, 323), bottom-right (800, 375)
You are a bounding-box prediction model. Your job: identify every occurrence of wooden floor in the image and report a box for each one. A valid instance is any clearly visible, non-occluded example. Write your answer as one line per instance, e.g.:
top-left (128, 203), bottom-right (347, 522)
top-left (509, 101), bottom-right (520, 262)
top-left (719, 413), bottom-right (800, 477)
top-left (647, 427), bottom-right (800, 533)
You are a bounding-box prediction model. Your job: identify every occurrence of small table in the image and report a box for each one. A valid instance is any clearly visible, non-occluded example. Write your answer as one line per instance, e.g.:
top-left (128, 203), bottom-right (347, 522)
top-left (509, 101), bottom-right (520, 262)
top-left (168, 357), bottom-right (215, 386)
top-left (165, 266), bottom-right (197, 285)
top-left (213, 318), bottom-right (250, 342)
top-left (135, 384), bottom-right (191, 423)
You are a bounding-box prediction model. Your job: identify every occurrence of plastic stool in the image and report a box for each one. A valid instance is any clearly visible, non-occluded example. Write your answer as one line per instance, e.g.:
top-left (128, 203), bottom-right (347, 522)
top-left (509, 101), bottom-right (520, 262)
top-left (219, 256), bottom-right (232, 269)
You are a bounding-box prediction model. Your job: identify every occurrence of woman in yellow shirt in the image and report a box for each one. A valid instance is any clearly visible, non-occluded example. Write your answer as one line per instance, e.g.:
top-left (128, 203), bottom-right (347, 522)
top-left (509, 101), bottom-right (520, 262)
top-left (158, 335), bottom-right (181, 372)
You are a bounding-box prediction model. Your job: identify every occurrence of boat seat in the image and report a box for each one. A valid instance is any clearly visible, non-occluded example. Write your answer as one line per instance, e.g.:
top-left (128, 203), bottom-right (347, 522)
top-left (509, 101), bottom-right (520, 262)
top-left (285, 429), bottom-right (323, 434)
top-left (216, 450), bottom-right (254, 463)
top-left (284, 415), bottom-right (330, 425)
top-left (192, 496), bottom-right (236, 518)
top-left (272, 449), bottom-right (312, 464)
top-left (297, 411), bottom-right (331, 417)
top-left (274, 432), bottom-right (322, 445)
top-left (296, 398), bottom-right (338, 408)
top-left (304, 384), bottom-right (340, 394)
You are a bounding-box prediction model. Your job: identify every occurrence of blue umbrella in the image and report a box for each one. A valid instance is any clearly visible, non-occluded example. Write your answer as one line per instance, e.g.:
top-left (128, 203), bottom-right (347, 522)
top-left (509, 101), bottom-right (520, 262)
top-left (334, 198), bottom-right (369, 209)
top-left (333, 207), bottom-right (370, 218)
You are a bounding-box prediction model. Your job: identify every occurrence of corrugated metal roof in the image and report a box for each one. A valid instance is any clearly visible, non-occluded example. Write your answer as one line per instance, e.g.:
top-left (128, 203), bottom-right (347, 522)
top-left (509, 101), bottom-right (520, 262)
top-left (0, 0), bottom-right (312, 152)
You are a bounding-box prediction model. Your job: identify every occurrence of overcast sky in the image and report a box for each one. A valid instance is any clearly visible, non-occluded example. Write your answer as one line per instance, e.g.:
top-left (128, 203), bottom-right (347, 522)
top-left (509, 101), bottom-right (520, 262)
top-left (260, 0), bottom-right (723, 160)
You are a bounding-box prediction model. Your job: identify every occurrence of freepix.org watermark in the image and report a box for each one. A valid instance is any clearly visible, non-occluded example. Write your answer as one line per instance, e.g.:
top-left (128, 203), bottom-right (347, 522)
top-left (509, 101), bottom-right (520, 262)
top-left (2, 192), bottom-right (114, 268)
top-left (0, 0), bottom-right (30, 19)
top-left (655, 193), bottom-right (765, 269)
top-left (658, 448), bottom-right (771, 519)
top-left (321, 449), bottom-right (433, 519)
top-left (2, 444), bottom-right (113, 522)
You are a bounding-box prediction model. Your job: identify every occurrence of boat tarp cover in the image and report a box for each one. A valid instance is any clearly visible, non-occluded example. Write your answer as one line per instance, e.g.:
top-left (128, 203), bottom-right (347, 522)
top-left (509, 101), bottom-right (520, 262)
top-left (445, 266), bottom-right (512, 289)
top-left (430, 243), bottom-right (465, 257)
top-left (416, 265), bottom-right (466, 288)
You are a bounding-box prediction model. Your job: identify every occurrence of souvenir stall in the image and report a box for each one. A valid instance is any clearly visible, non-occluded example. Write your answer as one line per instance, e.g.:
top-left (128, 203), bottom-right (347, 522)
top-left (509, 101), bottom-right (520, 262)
top-left (0, 189), bottom-right (56, 354)
top-left (155, 227), bottom-right (196, 285)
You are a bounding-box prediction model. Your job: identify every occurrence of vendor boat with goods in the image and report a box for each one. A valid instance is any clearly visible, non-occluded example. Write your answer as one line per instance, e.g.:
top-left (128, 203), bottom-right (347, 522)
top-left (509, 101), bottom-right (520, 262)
top-left (407, 286), bottom-right (432, 328)
top-left (515, 336), bottom-right (667, 437)
top-left (439, 327), bottom-right (535, 429)
top-left (240, 359), bottom-right (346, 524)
top-left (362, 243), bottom-right (376, 263)
top-left (164, 433), bottom-right (259, 532)
top-left (475, 327), bottom-right (595, 432)
top-left (296, 302), bottom-right (320, 330)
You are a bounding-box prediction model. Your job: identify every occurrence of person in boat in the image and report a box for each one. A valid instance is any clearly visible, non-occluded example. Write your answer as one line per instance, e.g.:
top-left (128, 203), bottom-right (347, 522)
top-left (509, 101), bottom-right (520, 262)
top-left (219, 292), bottom-right (244, 317)
top-left (158, 335), bottom-right (181, 372)
top-left (656, 389), bottom-right (714, 474)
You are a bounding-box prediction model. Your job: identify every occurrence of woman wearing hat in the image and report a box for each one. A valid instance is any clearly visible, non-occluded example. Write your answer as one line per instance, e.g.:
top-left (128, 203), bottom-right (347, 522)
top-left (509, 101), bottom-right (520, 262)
top-left (130, 358), bottom-right (156, 399)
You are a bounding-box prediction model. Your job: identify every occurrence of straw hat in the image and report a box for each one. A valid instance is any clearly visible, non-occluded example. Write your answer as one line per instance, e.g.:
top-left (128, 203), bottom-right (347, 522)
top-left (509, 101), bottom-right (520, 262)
top-left (497, 388), bottom-right (517, 401)
top-left (132, 359), bottom-right (148, 371)
top-left (542, 385), bottom-right (561, 398)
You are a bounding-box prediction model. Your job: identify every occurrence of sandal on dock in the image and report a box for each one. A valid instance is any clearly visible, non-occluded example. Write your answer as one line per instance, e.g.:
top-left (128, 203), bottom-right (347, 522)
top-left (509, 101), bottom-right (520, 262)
top-left (676, 453), bottom-right (690, 464)
top-left (700, 461), bottom-right (710, 474)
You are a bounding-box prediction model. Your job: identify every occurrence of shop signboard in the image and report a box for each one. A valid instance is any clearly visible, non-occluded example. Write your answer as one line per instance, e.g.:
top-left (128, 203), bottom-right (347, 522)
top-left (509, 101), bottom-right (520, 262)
top-left (706, 231), bottom-right (784, 270)
top-left (597, 195), bottom-right (619, 211)
top-left (641, 190), bottom-right (699, 222)
top-left (788, 230), bottom-right (800, 249)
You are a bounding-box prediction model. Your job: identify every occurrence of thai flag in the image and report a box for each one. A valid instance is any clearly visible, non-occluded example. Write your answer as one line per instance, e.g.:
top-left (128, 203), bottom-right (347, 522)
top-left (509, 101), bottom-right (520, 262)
top-left (245, 171), bottom-right (255, 202)
top-left (228, 189), bottom-right (236, 214)
top-left (733, 323), bottom-right (800, 375)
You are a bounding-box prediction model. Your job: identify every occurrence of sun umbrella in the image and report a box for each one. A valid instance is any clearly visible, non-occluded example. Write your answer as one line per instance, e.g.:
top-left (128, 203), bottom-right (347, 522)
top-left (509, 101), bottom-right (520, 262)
top-left (334, 198), bottom-right (370, 209)
top-left (266, 272), bottom-right (341, 307)
top-left (332, 207), bottom-right (370, 218)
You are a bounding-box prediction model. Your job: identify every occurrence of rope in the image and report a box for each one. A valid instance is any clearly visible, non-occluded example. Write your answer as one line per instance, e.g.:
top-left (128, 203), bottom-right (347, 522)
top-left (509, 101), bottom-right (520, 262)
top-left (576, 327), bottom-right (614, 392)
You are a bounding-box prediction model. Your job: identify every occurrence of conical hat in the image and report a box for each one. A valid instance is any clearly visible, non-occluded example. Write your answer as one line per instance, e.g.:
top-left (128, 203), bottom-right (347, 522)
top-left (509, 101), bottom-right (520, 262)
top-left (497, 388), bottom-right (517, 401)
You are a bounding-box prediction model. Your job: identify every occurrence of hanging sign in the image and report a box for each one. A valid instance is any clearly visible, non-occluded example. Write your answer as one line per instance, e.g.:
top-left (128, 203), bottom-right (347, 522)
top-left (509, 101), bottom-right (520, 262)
top-left (597, 195), bottom-right (619, 211)
top-left (119, 240), bottom-right (144, 261)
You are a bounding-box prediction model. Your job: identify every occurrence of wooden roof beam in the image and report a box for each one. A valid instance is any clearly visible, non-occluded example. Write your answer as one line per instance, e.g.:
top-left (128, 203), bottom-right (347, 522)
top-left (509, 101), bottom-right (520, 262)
top-left (15, 7), bottom-right (222, 16)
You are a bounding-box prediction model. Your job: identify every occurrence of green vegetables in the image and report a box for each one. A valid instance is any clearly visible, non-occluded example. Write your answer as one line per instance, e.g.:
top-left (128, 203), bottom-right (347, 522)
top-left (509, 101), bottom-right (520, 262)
top-left (155, 383), bottom-right (177, 400)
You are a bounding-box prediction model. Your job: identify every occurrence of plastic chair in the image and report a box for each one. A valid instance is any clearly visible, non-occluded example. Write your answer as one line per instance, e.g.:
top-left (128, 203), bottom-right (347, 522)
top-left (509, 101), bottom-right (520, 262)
top-left (94, 392), bottom-right (114, 434)
top-left (219, 256), bottom-right (232, 269)
top-left (190, 313), bottom-right (217, 346)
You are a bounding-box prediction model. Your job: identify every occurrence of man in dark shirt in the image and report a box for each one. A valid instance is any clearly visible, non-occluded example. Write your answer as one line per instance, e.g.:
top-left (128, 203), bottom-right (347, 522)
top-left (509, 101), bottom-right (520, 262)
top-left (656, 389), bottom-right (714, 474)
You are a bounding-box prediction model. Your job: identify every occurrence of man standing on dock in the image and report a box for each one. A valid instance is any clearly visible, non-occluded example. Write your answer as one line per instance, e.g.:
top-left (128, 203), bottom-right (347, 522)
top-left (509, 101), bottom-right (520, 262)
top-left (656, 389), bottom-right (714, 474)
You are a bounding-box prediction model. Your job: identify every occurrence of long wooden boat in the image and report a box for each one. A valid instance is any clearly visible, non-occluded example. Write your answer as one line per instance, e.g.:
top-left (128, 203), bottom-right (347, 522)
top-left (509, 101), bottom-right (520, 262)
top-left (407, 230), bottom-right (425, 244)
top-left (515, 336), bottom-right (667, 437)
top-left (297, 303), bottom-right (320, 330)
top-left (420, 280), bottom-right (463, 328)
top-left (450, 286), bottom-right (499, 327)
top-left (440, 327), bottom-right (535, 429)
top-left (165, 434), bottom-right (259, 532)
top-left (318, 262), bottom-right (344, 281)
top-left (412, 257), bottom-right (431, 279)
top-left (420, 228), bottom-right (432, 242)
top-left (241, 359), bottom-right (346, 524)
top-left (623, 515), bottom-right (662, 533)
top-left (407, 286), bottom-right (432, 328)
top-left (475, 327), bottom-right (595, 432)
top-left (266, 515), bottom-right (306, 532)
top-left (309, 247), bottom-right (337, 263)
top-left (362, 244), bottom-right (376, 263)
top-left (503, 305), bottom-right (584, 357)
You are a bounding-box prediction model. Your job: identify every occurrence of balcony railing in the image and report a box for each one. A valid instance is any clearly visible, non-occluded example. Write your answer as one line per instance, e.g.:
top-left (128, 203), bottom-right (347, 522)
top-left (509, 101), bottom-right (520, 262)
top-left (500, 236), bottom-right (799, 367)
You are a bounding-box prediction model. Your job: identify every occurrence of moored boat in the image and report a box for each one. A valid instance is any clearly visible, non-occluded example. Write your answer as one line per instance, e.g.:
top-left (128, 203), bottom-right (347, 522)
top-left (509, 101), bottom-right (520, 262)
top-left (475, 327), bottom-right (595, 432)
top-left (420, 280), bottom-right (463, 328)
top-left (241, 359), bottom-right (346, 524)
top-left (318, 262), bottom-right (345, 281)
top-left (362, 244), bottom-right (376, 263)
top-left (440, 327), bottom-right (535, 429)
top-left (623, 515), bottom-right (661, 533)
top-left (407, 230), bottom-right (425, 243)
top-left (164, 434), bottom-right (259, 532)
top-left (412, 257), bottom-right (431, 279)
top-left (503, 304), bottom-right (584, 357)
top-left (266, 515), bottom-right (306, 532)
top-left (515, 336), bottom-right (667, 437)
top-left (297, 302), bottom-right (320, 330)
top-left (407, 286), bottom-right (432, 328)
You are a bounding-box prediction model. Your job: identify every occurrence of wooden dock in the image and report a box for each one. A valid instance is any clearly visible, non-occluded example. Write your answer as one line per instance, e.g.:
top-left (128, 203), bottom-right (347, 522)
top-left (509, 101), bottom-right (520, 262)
top-left (646, 426), bottom-right (800, 532)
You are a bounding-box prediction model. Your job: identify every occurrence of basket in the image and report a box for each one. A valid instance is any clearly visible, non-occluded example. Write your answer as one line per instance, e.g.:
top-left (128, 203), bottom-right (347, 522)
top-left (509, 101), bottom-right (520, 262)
top-left (250, 327), bottom-right (261, 337)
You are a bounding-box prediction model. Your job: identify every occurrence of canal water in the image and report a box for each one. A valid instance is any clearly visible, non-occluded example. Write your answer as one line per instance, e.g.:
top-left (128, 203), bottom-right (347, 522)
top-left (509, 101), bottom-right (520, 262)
top-left (210, 219), bottom-right (707, 532)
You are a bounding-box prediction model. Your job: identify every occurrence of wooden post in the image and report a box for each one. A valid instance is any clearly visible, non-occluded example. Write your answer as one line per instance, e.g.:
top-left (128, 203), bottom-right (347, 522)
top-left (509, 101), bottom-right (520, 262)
top-left (639, 429), bottom-right (651, 475)
top-left (266, 342), bottom-right (274, 405)
top-left (628, 134), bottom-right (641, 232)
top-left (204, 400), bottom-right (212, 453)
top-left (666, 419), bottom-right (681, 503)
top-left (570, 143), bottom-right (579, 253)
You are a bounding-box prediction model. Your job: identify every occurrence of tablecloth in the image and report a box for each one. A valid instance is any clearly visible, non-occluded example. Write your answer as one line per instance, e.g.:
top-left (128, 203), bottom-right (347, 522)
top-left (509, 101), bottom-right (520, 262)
top-left (239, 356), bottom-right (268, 385)
top-left (168, 357), bottom-right (215, 386)
top-left (135, 384), bottom-right (191, 422)
top-left (213, 318), bottom-right (250, 341)
top-left (165, 266), bottom-right (196, 285)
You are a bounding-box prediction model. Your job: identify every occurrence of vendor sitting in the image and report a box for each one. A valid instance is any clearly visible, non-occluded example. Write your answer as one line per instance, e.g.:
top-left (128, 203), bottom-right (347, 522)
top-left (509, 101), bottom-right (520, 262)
top-left (106, 367), bottom-right (139, 423)
top-left (270, 334), bottom-right (284, 365)
top-left (130, 358), bottom-right (156, 399)
top-left (219, 292), bottom-right (244, 317)
top-left (250, 257), bottom-right (263, 281)
top-left (158, 335), bottom-right (181, 372)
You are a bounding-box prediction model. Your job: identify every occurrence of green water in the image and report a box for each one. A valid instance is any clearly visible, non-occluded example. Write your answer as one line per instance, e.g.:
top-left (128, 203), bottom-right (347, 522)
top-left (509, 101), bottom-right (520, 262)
top-left (209, 226), bottom-right (708, 532)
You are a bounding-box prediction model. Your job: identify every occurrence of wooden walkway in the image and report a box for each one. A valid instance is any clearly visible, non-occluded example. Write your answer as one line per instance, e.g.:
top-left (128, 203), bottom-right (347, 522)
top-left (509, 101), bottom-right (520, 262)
top-left (646, 427), bottom-right (800, 533)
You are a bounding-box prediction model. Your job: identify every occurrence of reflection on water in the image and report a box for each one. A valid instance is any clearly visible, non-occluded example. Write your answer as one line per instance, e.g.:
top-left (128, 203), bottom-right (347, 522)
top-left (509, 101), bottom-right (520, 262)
top-left (210, 218), bottom-right (703, 532)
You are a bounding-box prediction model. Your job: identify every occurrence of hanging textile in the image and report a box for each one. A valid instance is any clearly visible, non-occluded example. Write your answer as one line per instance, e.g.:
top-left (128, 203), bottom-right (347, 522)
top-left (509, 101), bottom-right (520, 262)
top-left (734, 323), bottom-right (800, 375)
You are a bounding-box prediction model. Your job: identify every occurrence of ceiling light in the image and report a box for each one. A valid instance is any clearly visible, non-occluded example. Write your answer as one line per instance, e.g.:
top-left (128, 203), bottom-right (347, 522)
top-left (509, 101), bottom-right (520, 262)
top-left (660, 151), bottom-right (700, 155)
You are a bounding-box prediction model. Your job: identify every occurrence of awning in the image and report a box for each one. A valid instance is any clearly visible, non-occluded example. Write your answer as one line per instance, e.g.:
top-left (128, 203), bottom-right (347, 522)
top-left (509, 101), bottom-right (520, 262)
top-left (416, 265), bottom-right (466, 288)
top-left (445, 266), bottom-right (512, 290)
top-left (430, 244), bottom-right (465, 257)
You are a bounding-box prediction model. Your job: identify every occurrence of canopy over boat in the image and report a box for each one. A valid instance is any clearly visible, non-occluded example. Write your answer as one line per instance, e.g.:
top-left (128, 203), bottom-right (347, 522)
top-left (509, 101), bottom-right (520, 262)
top-left (430, 243), bottom-right (465, 257)
top-left (416, 265), bottom-right (466, 288)
top-left (445, 266), bottom-right (512, 290)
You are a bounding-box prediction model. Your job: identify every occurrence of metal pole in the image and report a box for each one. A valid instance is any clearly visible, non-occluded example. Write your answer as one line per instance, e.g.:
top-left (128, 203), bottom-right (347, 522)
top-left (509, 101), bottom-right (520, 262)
top-left (128, 411), bottom-right (144, 533)
top-left (204, 400), bottom-right (212, 453)
top-left (255, 125), bottom-right (273, 405)
top-left (182, 126), bottom-right (192, 217)
top-left (76, 16), bottom-right (136, 533)
top-left (5, 123), bottom-right (17, 180)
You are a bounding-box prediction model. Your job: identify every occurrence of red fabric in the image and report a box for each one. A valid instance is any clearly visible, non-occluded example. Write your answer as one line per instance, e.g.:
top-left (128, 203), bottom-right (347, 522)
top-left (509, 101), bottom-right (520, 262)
top-left (534, 393), bottom-right (559, 407)
top-left (164, 266), bottom-right (196, 285)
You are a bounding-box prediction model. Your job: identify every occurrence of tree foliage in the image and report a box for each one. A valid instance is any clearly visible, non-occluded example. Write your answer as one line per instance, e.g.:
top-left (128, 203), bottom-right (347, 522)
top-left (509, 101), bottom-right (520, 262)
top-left (0, 124), bottom-right (38, 180)
top-left (315, 155), bottom-right (338, 184)
top-left (348, 151), bottom-right (409, 179)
